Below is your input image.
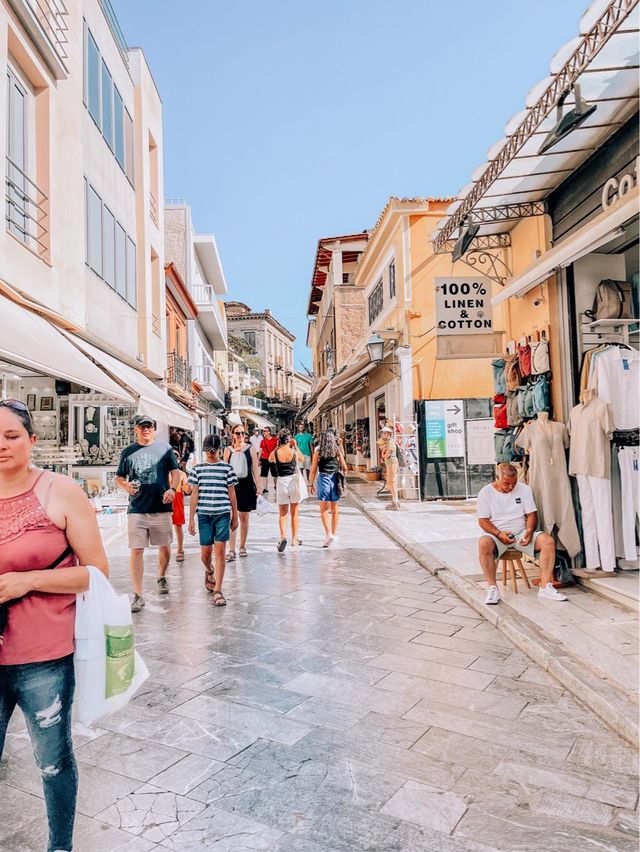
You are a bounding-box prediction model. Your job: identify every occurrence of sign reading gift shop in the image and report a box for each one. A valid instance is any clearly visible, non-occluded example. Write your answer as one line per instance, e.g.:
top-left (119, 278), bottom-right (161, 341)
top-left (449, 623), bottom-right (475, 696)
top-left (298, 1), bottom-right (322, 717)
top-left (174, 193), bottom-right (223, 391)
top-left (435, 277), bottom-right (493, 335)
top-left (424, 400), bottom-right (465, 458)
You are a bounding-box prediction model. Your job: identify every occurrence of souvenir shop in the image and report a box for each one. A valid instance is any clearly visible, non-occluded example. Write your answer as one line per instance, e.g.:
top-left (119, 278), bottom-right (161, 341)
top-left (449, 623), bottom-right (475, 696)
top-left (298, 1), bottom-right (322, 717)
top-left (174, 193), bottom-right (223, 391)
top-left (489, 116), bottom-right (639, 574)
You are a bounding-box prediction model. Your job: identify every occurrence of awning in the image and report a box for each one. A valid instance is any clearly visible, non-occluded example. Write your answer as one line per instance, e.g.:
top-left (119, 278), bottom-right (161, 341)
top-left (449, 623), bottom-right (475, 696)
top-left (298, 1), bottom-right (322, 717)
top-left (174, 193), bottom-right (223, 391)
top-left (64, 334), bottom-right (196, 430)
top-left (239, 410), bottom-right (275, 430)
top-left (493, 189), bottom-right (639, 305)
top-left (0, 298), bottom-right (132, 401)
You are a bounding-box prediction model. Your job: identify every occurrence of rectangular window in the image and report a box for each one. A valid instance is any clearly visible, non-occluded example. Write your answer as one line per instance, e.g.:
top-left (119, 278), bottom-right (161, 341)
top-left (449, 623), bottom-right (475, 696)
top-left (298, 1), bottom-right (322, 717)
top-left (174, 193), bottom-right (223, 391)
top-left (115, 222), bottom-right (126, 297)
top-left (389, 260), bottom-right (396, 300)
top-left (101, 62), bottom-right (113, 150)
top-left (126, 236), bottom-right (137, 307)
top-left (244, 331), bottom-right (256, 350)
top-left (102, 206), bottom-right (115, 288)
top-left (124, 108), bottom-right (134, 184)
top-left (87, 30), bottom-right (101, 128)
top-left (113, 87), bottom-right (124, 169)
top-left (368, 279), bottom-right (384, 325)
top-left (87, 184), bottom-right (102, 275)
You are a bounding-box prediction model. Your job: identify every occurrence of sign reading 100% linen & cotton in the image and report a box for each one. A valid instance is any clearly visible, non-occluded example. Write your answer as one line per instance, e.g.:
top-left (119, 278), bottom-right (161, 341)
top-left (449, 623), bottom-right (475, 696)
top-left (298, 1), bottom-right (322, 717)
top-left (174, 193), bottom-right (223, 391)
top-left (434, 277), bottom-right (493, 335)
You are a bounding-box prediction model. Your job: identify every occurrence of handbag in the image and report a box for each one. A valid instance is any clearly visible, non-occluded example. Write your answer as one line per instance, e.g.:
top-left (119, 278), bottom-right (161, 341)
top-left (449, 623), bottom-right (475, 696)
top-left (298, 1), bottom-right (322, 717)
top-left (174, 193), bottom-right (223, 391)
top-left (296, 467), bottom-right (309, 503)
top-left (530, 339), bottom-right (550, 375)
top-left (491, 358), bottom-right (506, 395)
top-left (74, 566), bottom-right (149, 726)
top-left (506, 391), bottom-right (523, 426)
top-left (336, 471), bottom-right (347, 497)
top-left (504, 354), bottom-right (521, 391)
top-left (586, 279), bottom-right (633, 321)
top-left (517, 344), bottom-right (532, 379)
top-left (493, 394), bottom-right (508, 429)
top-left (532, 375), bottom-right (551, 414)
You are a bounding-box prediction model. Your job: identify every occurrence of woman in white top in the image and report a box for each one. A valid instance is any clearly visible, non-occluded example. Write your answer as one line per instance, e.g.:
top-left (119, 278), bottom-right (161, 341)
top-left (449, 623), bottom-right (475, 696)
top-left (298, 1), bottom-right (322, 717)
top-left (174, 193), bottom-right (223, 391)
top-left (223, 423), bottom-right (260, 560)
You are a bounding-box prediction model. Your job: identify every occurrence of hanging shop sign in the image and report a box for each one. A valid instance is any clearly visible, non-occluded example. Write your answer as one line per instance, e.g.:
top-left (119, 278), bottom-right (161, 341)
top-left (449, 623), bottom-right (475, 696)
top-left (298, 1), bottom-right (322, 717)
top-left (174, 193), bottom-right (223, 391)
top-left (435, 276), bottom-right (493, 335)
top-left (601, 156), bottom-right (638, 211)
top-left (425, 399), bottom-right (465, 458)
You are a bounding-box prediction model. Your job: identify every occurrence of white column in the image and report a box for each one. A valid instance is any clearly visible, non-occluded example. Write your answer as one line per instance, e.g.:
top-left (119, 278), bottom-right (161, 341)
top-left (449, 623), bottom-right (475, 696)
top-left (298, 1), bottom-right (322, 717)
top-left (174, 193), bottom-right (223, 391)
top-left (396, 345), bottom-right (413, 423)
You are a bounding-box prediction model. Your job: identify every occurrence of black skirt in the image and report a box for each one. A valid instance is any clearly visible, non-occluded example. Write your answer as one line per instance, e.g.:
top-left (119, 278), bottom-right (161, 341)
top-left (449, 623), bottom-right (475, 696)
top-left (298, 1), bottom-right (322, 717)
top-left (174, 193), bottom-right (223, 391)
top-left (234, 448), bottom-right (257, 512)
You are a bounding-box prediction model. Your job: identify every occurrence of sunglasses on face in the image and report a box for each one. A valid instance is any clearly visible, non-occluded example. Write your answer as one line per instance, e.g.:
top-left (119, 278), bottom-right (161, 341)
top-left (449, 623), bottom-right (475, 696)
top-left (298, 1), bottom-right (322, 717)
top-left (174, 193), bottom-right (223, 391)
top-left (137, 424), bottom-right (155, 431)
top-left (234, 431), bottom-right (246, 436)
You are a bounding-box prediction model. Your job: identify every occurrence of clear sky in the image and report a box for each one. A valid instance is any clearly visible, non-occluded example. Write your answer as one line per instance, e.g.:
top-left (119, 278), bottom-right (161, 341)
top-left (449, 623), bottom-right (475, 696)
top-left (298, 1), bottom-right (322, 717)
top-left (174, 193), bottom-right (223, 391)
top-left (113, 0), bottom-right (589, 370)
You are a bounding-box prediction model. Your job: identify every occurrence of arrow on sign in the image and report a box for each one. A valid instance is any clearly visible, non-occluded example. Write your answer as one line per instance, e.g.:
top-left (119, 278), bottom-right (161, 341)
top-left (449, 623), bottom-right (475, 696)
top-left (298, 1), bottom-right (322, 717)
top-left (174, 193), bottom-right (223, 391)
top-left (447, 404), bottom-right (462, 415)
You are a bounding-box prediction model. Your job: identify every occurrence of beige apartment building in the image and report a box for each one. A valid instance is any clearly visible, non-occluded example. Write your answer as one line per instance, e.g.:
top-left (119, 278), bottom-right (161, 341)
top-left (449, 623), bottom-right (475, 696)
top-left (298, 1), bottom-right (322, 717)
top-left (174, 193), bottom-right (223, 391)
top-left (0, 0), bottom-right (191, 497)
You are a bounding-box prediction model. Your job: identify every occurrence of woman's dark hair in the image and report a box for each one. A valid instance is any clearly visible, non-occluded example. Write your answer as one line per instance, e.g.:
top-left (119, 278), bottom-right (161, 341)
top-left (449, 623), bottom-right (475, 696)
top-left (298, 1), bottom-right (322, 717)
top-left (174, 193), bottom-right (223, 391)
top-left (278, 428), bottom-right (291, 446)
top-left (203, 434), bottom-right (222, 453)
top-left (0, 400), bottom-right (35, 436)
top-left (319, 428), bottom-right (338, 459)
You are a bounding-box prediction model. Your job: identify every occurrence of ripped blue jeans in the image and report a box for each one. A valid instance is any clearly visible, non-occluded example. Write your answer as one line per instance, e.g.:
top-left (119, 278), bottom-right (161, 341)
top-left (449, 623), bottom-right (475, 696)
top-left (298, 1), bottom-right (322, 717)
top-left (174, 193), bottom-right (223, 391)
top-left (0, 654), bottom-right (77, 852)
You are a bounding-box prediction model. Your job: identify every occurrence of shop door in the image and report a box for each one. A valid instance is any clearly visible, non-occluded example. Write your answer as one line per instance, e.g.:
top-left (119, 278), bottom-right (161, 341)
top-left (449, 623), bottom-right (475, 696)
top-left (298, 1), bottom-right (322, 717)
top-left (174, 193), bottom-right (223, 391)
top-left (417, 398), bottom-right (494, 499)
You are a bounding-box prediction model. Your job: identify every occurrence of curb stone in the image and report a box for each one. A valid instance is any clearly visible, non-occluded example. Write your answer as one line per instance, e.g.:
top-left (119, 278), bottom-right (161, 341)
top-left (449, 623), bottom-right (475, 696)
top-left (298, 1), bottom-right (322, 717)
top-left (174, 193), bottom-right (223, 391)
top-left (348, 490), bottom-right (639, 748)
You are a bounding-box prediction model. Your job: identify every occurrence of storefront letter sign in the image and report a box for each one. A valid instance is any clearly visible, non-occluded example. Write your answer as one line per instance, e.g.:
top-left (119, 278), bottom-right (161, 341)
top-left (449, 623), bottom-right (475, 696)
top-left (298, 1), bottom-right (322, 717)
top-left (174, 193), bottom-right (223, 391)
top-left (435, 277), bottom-right (493, 335)
top-left (425, 400), bottom-right (465, 458)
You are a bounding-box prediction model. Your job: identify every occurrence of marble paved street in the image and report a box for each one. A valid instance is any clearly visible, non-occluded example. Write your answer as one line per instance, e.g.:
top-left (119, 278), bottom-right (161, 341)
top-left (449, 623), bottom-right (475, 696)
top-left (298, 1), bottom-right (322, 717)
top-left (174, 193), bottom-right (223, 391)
top-left (0, 498), bottom-right (638, 851)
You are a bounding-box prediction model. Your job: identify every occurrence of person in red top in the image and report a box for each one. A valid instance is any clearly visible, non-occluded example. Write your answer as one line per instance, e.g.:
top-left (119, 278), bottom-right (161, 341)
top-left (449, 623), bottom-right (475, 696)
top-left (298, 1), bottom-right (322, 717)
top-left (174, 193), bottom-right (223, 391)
top-left (259, 426), bottom-right (278, 494)
top-left (0, 400), bottom-right (109, 852)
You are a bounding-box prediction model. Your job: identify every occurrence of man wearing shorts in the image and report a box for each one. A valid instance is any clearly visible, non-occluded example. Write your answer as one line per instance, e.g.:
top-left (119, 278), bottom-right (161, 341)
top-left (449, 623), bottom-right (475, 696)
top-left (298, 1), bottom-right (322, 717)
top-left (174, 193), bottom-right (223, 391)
top-left (477, 463), bottom-right (567, 605)
top-left (259, 426), bottom-right (278, 494)
top-left (188, 434), bottom-right (238, 606)
top-left (115, 415), bottom-right (181, 612)
top-left (294, 423), bottom-right (314, 482)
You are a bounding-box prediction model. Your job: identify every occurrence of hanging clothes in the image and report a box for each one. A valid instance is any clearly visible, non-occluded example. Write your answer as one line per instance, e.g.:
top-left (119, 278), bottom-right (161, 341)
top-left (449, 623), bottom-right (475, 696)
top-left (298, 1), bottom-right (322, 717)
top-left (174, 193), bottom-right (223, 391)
top-left (515, 420), bottom-right (581, 557)
top-left (618, 446), bottom-right (640, 561)
top-left (589, 346), bottom-right (640, 430)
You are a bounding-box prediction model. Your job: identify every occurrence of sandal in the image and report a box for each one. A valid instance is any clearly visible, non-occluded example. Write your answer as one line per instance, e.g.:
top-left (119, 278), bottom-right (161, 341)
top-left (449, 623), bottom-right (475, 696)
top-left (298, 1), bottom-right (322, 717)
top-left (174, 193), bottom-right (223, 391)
top-left (204, 569), bottom-right (215, 593)
top-left (226, 551), bottom-right (236, 563)
top-left (176, 551), bottom-right (185, 563)
top-left (239, 547), bottom-right (248, 558)
top-left (212, 591), bottom-right (227, 607)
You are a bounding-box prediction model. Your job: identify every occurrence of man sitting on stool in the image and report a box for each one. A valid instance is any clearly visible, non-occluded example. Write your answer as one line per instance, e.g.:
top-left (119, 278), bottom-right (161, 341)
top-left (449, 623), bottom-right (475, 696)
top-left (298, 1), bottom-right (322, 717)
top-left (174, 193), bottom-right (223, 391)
top-left (477, 463), bottom-right (568, 605)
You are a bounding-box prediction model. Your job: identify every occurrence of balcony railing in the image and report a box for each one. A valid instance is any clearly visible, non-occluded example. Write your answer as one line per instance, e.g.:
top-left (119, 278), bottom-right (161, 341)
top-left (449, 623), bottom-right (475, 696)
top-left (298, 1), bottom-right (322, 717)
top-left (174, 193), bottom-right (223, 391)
top-left (166, 352), bottom-right (192, 392)
top-left (26, 0), bottom-right (69, 64)
top-left (193, 364), bottom-right (226, 400)
top-left (240, 394), bottom-right (268, 412)
top-left (5, 156), bottom-right (48, 257)
top-left (368, 278), bottom-right (384, 326)
top-left (192, 283), bottom-right (216, 305)
top-left (149, 190), bottom-right (159, 226)
top-left (98, 0), bottom-right (128, 67)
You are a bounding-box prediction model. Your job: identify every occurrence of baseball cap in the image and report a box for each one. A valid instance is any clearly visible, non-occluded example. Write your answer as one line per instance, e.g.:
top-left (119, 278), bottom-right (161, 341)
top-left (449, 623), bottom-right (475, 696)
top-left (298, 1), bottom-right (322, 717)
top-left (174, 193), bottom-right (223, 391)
top-left (381, 426), bottom-right (393, 433)
top-left (134, 414), bottom-right (157, 428)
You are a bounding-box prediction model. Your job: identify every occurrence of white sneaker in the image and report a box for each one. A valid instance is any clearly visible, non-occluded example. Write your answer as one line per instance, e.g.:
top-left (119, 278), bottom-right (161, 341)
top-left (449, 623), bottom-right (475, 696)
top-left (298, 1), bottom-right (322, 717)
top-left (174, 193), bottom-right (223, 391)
top-left (484, 585), bottom-right (501, 605)
top-left (323, 534), bottom-right (334, 548)
top-left (538, 583), bottom-right (568, 602)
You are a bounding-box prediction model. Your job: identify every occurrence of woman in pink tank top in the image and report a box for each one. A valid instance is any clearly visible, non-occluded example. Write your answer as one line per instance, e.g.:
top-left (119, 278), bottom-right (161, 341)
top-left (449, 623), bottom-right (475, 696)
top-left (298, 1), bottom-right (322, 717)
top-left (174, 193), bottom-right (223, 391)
top-left (0, 400), bottom-right (109, 852)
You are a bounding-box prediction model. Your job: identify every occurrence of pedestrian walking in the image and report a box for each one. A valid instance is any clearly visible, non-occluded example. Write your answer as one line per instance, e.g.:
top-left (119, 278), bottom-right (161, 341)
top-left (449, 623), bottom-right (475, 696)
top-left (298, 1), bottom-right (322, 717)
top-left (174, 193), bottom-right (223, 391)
top-left (309, 427), bottom-right (348, 547)
top-left (115, 415), bottom-right (181, 612)
top-left (379, 426), bottom-right (400, 510)
top-left (269, 429), bottom-right (305, 552)
top-left (249, 426), bottom-right (262, 456)
top-left (171, 449), bottom-right (192, 563)
top-left (188, 434), bottom-right (238, 606)
top-left (259, 425), bottom-right (278, 494)
top-left (0, 399), bottom-right (109, 852)
top-left (223, 423), bottom-right (260, 560)
top-left (294, 422), bottom-right (315, 482)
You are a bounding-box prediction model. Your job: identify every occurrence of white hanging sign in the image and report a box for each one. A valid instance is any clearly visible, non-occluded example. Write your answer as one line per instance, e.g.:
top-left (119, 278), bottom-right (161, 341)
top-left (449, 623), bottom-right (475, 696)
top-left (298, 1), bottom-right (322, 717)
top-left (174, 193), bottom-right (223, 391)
top-left (435, 277), bottom-right (493, 335)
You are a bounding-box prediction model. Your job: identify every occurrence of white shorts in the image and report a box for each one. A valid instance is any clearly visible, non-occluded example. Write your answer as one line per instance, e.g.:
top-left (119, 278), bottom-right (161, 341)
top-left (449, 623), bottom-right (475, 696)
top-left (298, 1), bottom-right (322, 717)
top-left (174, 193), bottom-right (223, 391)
top-left (276, 474), bottom-right (301, 505)
top-left (301, 456), bottom-right (311, 471)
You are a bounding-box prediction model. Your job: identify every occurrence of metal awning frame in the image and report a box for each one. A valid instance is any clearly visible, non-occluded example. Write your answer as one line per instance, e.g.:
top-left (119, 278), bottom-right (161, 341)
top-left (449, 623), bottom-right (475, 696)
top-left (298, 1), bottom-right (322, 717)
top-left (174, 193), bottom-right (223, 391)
top-left (433, 0), bottom-right (638, 253)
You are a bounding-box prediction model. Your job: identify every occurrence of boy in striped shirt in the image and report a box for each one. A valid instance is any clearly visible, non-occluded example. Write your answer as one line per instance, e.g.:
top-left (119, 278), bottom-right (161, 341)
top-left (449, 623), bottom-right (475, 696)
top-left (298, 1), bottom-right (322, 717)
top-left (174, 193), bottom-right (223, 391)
top-left (188, 434), bottom-right (238, 606)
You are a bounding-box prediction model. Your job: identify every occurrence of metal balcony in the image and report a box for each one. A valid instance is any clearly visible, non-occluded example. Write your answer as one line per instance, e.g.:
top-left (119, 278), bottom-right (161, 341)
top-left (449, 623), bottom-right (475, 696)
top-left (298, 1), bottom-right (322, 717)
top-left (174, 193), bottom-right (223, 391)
top-left (240, 394), bottom-right (269, 413)
top-left (166, 352), bottom-right (192, 392)
top-left (5, 157), bottom-right (49, 258)
top-left (8, 0), bottom-right (69, 78)
top-left (193, 364), bottom-right (225, 407)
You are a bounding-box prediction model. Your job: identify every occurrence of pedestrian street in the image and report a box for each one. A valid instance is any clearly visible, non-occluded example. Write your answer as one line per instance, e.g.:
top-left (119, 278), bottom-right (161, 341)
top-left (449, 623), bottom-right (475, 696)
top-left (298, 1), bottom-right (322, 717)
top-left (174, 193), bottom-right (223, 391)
top-left (0, 497), bottom-right (637, 852)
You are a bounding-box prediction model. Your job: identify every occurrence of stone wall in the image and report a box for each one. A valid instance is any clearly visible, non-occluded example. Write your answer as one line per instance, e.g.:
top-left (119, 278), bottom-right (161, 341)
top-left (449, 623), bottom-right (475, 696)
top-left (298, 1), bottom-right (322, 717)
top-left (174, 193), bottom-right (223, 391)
top-left (164, 208), bottom-right (187, 280)
top-left (335, 286), bottom-right (366, 368)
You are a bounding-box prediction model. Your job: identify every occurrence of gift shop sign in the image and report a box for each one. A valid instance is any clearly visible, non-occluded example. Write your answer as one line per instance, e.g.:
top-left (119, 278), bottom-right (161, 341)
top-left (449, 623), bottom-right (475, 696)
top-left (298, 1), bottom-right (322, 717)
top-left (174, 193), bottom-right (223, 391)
top-left (435, 277), bottom-right (493, 335)
top-left (425, 400), bottom-right (465, 459)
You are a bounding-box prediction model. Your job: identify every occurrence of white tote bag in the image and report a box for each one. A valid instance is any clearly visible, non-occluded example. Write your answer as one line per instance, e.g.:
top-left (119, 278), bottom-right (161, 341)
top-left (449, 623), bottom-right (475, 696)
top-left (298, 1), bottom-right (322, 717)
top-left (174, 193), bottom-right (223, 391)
top-left (296, 467), bottom-right (308, 503)
top-left (74, 566), bottom-right (149, 726)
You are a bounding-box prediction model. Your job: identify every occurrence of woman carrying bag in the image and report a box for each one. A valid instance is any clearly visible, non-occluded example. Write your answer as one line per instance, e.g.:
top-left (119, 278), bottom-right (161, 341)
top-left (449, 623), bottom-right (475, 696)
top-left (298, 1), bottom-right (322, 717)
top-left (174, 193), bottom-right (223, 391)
top-left (0, 400), bottom-right (109, 852)
top-left (309, 427), bottom-right (348, 547)
top-left (269, 429), bottom-right (305, 552)
top-left (223, 422), bottom-right (260, 560)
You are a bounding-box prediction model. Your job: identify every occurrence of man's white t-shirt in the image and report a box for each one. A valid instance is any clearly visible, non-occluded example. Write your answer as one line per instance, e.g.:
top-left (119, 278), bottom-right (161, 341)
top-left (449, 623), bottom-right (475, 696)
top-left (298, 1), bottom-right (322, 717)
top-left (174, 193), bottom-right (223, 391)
top-left (249, 435), bottom-right (262, 454)
top-left (477, 482), bottom-right (537, 532)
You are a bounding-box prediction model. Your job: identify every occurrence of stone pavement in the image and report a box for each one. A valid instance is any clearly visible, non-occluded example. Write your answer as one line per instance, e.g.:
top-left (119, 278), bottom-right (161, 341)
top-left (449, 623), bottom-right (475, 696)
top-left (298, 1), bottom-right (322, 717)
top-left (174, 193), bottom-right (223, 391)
top-left (348, 477), bottom-right (639, 745)
top-left (0, 496), bottom-right (638, 851)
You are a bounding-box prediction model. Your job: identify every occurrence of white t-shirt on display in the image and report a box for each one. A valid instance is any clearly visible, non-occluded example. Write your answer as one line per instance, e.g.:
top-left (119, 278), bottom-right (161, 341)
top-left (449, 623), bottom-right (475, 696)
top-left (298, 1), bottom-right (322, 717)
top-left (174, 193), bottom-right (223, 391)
top-left (477, 482), bottom-right (537, 532)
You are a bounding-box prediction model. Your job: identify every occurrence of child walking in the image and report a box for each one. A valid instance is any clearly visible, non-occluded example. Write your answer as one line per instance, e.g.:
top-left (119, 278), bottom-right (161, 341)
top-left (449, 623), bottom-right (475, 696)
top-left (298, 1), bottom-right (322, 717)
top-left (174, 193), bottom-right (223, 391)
top-left (188, 434), bottom-right (238, 606)
top-left (172, 449), bottom-right (192, 562)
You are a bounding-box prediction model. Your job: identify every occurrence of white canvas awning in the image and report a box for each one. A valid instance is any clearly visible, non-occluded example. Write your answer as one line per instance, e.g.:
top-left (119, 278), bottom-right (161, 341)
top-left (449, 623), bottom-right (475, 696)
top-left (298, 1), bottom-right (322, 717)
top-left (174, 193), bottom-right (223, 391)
top-left (64, 334), bottom-right (196, 430)
top-left (239, 410), bottom-right (275, 430)
top-left (0, 298), bottom-right (133, 401)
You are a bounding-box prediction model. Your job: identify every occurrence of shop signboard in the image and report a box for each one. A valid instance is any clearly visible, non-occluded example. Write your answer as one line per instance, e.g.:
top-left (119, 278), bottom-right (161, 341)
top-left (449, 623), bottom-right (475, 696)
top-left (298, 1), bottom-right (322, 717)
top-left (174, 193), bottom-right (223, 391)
top-left (466, 418), bottom-right (495, 465)
top-left (424, 400), bottom-right (465, 458)
top-left (435, 276), bottom-right (493, 336)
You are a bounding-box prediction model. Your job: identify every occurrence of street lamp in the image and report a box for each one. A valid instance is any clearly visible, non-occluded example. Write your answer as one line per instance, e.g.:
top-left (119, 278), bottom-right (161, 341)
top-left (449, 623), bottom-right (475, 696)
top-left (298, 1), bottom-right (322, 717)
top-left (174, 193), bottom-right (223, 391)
top-left (366, 333), bottom-right (385, 365)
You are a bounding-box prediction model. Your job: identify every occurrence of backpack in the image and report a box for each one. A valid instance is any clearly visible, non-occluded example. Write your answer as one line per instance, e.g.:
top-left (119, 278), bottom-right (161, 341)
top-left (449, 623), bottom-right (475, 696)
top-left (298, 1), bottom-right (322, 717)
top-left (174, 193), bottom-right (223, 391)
top-left (494, 429), bottom-right (515, 463)
top-left (554, 551), bottom-right (574, 585)
top-left (491, 358), bottom-right (507, 395)
top-left (504, 354), bottom-right (521, 391)
top-left (506, 391), bottom-right (523, 426)
top-left (530, 339), bottom-right (550, 375)
top-left (586, 279), bottom-right (633, 321)
top-left (229, 448), bottom-right (248, 479)
top-left (517, 385), bottom-right (535, 419)
top-left (532, 375), bottom-right (550, 414)
top-left (493, 394), bottom-right (508, 429)
top-left (518, 344), bottom-right (532, 379)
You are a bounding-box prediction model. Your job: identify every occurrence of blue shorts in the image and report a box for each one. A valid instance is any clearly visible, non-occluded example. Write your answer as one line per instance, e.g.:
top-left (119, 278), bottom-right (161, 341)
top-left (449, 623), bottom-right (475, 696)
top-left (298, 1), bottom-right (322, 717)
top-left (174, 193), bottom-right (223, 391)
top-left (316, 472), bottom-right (340, 502)
top-left (198, 513), bottom-right (231, 545)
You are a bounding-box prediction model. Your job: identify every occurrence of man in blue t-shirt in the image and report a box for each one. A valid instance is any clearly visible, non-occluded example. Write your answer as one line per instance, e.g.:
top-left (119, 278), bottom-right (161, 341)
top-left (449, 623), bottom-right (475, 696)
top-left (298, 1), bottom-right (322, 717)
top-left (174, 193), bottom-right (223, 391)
top-left (115, 415), bottom-right (181, 612)
top-left (294, 424), bottom-right (315, 482)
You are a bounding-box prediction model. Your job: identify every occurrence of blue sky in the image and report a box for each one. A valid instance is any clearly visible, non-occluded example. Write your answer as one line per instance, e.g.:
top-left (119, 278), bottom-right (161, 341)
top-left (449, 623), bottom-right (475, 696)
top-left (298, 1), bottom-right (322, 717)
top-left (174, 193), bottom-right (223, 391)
top-left (113, 0), bottom-right (589, 370)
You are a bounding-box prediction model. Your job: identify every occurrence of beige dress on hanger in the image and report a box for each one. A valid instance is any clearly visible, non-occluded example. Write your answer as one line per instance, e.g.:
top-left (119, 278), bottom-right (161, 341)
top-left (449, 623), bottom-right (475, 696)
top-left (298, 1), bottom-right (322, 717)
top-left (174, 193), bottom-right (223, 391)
top-left (515, 420), bottom-right (581, 557)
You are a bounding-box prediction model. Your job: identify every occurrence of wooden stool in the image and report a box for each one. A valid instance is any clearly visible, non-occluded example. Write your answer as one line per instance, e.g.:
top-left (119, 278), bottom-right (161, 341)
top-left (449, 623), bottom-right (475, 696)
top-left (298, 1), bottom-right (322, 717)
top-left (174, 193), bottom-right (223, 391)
top-left (498, 549), bottom-right (531, 594)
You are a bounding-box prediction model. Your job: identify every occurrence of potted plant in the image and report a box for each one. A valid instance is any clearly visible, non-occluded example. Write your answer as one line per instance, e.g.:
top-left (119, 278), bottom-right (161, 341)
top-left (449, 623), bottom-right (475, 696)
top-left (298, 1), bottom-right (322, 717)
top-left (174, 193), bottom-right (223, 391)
top-left (366, 466), bottom-right (383, 481)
